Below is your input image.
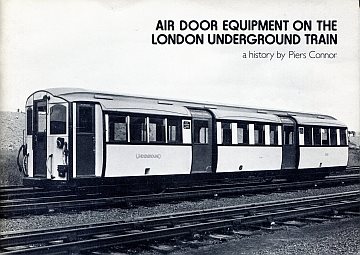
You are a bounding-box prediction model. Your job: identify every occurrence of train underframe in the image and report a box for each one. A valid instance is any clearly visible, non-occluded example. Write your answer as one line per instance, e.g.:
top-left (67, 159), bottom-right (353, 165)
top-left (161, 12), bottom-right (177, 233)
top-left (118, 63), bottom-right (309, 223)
top-left (22, 166), bottom-right (346, 190)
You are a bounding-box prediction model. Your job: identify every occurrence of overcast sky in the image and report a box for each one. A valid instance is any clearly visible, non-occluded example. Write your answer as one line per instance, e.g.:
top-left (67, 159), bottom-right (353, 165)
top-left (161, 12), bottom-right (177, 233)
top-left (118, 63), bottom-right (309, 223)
top-left (1, 0), bottom-right (359, 131)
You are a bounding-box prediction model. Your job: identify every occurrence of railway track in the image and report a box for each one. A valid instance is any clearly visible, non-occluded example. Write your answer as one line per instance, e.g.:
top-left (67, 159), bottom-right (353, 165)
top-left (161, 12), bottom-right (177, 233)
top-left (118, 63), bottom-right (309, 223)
top-left (0, 174), bottom-right (359, 218)
top-left (1, 190), bottom-right (359, 254)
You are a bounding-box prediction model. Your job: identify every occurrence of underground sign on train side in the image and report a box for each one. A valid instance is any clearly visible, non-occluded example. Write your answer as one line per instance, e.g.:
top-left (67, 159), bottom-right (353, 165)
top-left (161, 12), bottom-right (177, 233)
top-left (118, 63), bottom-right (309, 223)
top-left (183, 121), bottom-right (191, 129)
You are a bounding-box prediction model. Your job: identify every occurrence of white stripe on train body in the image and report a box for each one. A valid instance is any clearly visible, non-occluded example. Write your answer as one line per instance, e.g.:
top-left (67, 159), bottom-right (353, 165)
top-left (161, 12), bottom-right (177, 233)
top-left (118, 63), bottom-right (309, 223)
top-left (217, 146), bottom-right (282, 172)
top-left (105, 145), bottom-right (192, 177)
top-left (298, 147), bottom-right (348, 169)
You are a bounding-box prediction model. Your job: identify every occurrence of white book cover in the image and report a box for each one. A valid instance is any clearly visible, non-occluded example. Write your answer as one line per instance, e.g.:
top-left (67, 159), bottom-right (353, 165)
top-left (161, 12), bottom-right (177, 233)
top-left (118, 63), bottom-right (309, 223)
top-left (0, 0), bottom-right (359, 254)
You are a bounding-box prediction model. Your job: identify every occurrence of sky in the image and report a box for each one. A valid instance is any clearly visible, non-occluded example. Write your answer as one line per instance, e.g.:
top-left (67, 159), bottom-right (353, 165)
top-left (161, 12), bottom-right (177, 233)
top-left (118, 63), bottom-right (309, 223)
top-left (1, 0), bottom-right (359, 131)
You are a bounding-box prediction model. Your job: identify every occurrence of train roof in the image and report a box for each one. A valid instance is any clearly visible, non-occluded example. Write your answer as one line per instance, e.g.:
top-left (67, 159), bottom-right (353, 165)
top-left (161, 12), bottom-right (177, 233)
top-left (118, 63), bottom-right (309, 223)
top-left (292, 116), bottom-right (346, 128)
top-left (211, 109), bottom-right (281, 123)
top-left (26, 88), bottom-right (347, 127)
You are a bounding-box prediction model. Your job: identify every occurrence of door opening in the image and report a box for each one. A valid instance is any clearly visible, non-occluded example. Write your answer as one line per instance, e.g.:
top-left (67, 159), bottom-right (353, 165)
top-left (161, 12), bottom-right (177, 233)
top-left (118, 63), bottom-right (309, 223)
top-left (280, 117), bottom-right (298, 170)
top-left (189, 109), bottom-right (214, 173)
top-left (33, 100), bottom-right (47, 177)
top-left (76, 103), bottom-right (95, 176)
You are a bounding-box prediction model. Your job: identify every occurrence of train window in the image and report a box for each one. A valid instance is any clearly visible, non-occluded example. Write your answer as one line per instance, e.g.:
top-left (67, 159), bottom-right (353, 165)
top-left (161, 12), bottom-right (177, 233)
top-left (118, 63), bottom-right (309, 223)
top-left (270, 125), bottom-right (278, 145)
top-left (283, 125), bottom-right (294, 145)
top-left (340, 129), bottom-right (347, 145)
top-left (330, 128), bottom-right (337, 145)
top-left (304, 126), bottom-right (312, 145)
top-left (167, 118), bottom-right (182, 143)
top-left (313, 127), bottom-right (321, 146)
top-left (37, 106), bottom-right (47, 133)
top-left (237, 123), bottom-right (249, 144)
top-left (130, 117), bottom-right (147, 143)
top-left (109, 115), bottom-right (127, 142)
top-left (27, 107), bottom-right (33, 135)
top-left (321, 128), bottom-right (329, 145)
top-left (77, 106), bottom-right (94, 133)
top-left (254, 124), bottom-right (265, 145)
top-left (149, 117), bottom-right (165, 143)
top-left (194, 120), bottom-right (208, 144)
top-left (50, 105), bottom-right (66, 134)
top-left (222, 123), bottom-right (232, 145)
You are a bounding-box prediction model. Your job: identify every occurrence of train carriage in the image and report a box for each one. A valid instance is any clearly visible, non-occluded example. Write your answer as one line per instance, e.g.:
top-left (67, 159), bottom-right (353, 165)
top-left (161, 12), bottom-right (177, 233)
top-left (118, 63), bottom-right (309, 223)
top-left (20, 88), bottom-right (348, 185)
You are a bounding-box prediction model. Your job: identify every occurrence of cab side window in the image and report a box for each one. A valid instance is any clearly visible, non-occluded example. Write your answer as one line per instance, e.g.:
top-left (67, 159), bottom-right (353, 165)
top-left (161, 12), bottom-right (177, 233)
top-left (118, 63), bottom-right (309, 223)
top-left (50, 104), bottom-right (66, 134)
top-left (27, 107), bottom-right (33, 135)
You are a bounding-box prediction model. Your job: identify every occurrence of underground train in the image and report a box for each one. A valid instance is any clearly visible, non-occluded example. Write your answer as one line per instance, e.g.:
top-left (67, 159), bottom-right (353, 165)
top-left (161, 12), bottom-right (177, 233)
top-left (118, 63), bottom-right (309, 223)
top-left (19, 88), bottom-right (348, 186)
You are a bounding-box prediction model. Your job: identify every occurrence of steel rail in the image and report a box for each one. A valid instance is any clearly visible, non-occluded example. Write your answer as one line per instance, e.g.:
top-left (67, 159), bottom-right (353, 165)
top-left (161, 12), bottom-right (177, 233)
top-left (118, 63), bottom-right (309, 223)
top-left (2, 190), bottom-right (358, 241)
top-left (0, 191), bottom-right (359, 254)
top-left (0, 174), bottom-right (359, 218)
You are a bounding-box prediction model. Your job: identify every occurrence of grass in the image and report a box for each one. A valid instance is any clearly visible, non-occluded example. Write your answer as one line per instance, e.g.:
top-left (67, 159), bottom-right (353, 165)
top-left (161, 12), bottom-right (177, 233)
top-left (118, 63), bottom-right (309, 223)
top-left (0, 150), bottom-right (23, 186)
top-left (348, 148), bottom-right (360, 167)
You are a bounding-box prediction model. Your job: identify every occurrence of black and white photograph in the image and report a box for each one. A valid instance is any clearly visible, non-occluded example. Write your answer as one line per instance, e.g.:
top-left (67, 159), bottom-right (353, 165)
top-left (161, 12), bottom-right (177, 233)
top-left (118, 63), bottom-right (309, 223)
top-left (0, 0), bottom-right (359, 254)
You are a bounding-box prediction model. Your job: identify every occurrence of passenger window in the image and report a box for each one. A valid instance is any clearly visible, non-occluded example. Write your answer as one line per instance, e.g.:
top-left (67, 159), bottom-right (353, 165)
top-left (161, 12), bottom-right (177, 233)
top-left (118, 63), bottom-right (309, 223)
top-left (340, 129), bottom-right (347, 145)
top-left (321, 128), bottom-right (329, 145)
top-left (109, 115), bottom-right (127, 142)
top-left (254, 124), bottom-right (265, 145)
top-left (237, 122), bottom-right (249, 144)
top-left (313, 127), bottom-right (321, 146)
top-left (50, 105), bottom-right (66, 134)
top-left (27, 107), bottom-right (33, 135)
top-left (149, 117), bottom-right (165, 143)
top-left (330, 128), bottom-right (337, 145)
top-left (270, 125), bottom-right (278, 145)
top-left (167, 118), bottom-right (182, 143)
top-left (222, 123), bottom-right (232, 145)
top-left (304, 126), bottom-right (312, 145)
top-left (130, 117), bottom-right (147, 143)
top-left (194, 120), bottom-right (208, 144)
top-left (283, 125), bottom-right (294, 145)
